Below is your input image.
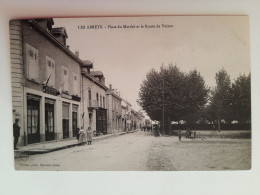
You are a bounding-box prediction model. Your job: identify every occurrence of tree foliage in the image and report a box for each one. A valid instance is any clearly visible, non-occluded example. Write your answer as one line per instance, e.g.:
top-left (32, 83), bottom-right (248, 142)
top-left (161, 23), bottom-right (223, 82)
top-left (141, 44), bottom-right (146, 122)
top-left (138, 64), bottom-right (209, 134)
top-left (231, 73), bottom-right (251, 123)
top-left (209, 68), bottom-right (233, 123)
top-left (203, 69), bottom-right (251, 124)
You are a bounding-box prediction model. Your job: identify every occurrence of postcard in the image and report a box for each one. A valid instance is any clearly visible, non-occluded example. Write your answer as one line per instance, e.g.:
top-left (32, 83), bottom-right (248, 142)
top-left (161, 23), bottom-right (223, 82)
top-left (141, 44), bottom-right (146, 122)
top-left (10, 16), bottom-right (250, 171)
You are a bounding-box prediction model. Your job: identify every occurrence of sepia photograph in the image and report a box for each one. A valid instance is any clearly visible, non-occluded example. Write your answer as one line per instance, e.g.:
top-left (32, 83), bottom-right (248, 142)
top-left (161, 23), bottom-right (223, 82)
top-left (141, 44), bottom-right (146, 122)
top-left (10, 16), bottom-right (251, 171)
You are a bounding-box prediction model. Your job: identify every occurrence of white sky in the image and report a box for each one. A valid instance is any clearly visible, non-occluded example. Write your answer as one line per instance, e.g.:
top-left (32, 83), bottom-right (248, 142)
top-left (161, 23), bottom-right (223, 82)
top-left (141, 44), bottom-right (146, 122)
top-left (54, 16), bottom-right (250, 112)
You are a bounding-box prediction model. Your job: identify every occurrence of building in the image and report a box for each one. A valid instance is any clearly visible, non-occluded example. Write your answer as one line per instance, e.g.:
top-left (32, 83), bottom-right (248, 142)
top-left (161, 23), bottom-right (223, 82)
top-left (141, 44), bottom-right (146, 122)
top-left (131, 109), bottom-right (143, 130)
top-left (10, 19), bottom-right (83, 146)
top-left (106, 85), bottom-right (122, 133)
top-left (81, 63), bottom-right (108, 135)
top-left (121, 99), bottom-right (132, 131)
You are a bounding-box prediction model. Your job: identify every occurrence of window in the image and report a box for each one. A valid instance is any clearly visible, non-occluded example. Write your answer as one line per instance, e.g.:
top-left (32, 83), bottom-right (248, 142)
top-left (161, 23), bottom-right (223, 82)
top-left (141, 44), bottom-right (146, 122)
top-left (96, 93), bottom-right (99, 107)
top-left (46, 56), bottom-right (55, 87)
top-left (88, 90), bottom-right (92, 107)
top-left (100, 95), bottom-right (102, 107)
top-left (62, 66), bottom-right (69, 92)
top-left (73, 73), bottom-right (78, 95)
top-left (103, 97), bottom-right (105, 108)
top-left (26, 43), bottom-right (39, 81)
top-left (113, 101), bottom-right (115, 111)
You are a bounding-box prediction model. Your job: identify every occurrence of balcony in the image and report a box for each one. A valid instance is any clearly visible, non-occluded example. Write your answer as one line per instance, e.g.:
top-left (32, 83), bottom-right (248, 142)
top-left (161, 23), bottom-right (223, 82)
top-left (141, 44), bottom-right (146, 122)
top-left (71, 95), bottom-right (81, 102)
top-left (88, 99), bottom-right (98, 112)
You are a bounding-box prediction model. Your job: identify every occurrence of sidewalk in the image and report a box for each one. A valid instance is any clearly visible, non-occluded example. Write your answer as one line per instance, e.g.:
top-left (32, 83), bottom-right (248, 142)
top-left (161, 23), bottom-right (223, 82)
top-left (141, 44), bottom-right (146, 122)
top-left (14, 129), bottom-right (139, 158)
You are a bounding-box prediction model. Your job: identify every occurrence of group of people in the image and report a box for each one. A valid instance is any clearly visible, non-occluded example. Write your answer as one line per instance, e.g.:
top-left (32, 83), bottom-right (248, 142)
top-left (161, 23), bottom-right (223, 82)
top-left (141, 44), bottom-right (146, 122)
top-left (141, 126), bottom-right (152, 132)
top-left (13, 118), bottom-right (93, 150)
top-left (178, 129), bottom-right (197, 141)
top-left (76, 127), bottom-right (93, 146)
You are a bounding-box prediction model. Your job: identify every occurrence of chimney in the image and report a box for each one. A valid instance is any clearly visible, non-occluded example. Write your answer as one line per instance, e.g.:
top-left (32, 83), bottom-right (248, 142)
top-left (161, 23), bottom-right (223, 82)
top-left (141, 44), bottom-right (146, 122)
top-left (51, 27), bottom-right (68, 46)
top-left (67, 45), bottom-right (70, 50)
top-left (75, 50), bottom-right (79, 58)
top-left (109, 84), bottom-right (112, 89)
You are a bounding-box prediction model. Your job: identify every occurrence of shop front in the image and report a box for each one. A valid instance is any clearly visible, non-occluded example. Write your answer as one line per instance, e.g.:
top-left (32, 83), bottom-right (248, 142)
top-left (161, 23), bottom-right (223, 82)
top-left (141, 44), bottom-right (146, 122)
top-left (45, 98), bottom-right (55, 141)
top-left (27, 95), bottom-right (41, 144)
top-left (96, 108), bottom-right (107, 135)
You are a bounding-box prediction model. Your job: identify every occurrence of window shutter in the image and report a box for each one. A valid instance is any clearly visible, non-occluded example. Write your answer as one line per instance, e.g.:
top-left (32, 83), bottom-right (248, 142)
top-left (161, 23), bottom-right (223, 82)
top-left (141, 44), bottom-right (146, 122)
top-left (46, 57), bottom-right (55, 87)
top-left (34, 49), bottom-right (39, 81)
top-left (73, 74), bottom-right (78, 95)
top-left (26, 44), bottom-right (39, 81)
top-left (46, 59), bottom-right (52, 84)
top-left (51, 61), bottom-right (55, 87)
top-left (63, 67), bottom-right (69, 92)
top-left (28, 48), bottom-right (35, 79)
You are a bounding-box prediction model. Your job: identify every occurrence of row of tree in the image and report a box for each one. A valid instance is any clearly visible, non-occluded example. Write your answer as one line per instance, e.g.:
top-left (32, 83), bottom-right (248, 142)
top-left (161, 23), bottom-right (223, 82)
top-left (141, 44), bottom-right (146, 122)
top-left (204, 68), bottom-right (251, 125)
top-left (137, 64), bottom-right (251, 135)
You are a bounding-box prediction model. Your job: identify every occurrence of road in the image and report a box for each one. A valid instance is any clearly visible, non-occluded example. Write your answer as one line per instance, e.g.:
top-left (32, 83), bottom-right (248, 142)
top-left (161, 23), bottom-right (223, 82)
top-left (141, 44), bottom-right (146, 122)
top-left (15, 130), bottom-right (251, 171)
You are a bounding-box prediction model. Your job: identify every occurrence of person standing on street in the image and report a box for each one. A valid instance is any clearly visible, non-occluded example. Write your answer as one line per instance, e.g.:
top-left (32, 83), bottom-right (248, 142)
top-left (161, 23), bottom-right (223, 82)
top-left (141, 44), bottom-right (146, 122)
top-left (87, 127), bottom-right (93, 145)
top-left (78, 128), bottom-right (86, 146)
top-left (178, 129), bottom-right (182, 141)
top-left (13, 119), bottom-right (20, 150)
top-left (76, 127), bottom-right (80, 143)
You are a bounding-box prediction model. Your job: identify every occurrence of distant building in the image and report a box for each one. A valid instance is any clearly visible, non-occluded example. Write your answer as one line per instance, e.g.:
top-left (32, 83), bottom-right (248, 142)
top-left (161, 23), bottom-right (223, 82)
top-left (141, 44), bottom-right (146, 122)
top-left (81, 62), bottom-right (108, 135)
top-left (106, 85), bottom-right (122, 133)
top-left (131, 109), bottom-right (143, 130)
top-left (10, 19), bottom-right (82, 146)
top-left (121, 99), bottom-right (132, 131)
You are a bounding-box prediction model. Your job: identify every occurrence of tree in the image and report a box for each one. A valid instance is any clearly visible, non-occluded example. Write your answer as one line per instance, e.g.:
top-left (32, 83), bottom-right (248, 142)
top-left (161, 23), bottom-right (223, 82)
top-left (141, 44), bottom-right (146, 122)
top-left (182, 69), bottom-right (209, 123)
top-left (138, 64), bottom-right (209, 135)
top-left (208, 68), bottom-right (233, 126)
top-left (231, 73), bottom-right (251, 123)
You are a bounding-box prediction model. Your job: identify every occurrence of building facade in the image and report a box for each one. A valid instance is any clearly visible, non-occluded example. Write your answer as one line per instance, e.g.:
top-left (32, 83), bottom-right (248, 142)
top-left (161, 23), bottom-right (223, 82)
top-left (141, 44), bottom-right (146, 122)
top-left (81, 64), bottom-right (108, 135)
top-left (10, 19), bottom-right (83, 146)
top-left (130, 110), bottom-right (143, 130)
top-left (121, 99), bottom-right (132, 131)
top-left (106, 85), bottom-right (122, 133)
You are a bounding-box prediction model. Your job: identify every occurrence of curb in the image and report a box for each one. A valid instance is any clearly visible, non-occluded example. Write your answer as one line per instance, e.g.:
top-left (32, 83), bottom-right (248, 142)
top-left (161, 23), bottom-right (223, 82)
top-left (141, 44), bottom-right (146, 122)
top-left (15, 130), bottom-right (139, 157)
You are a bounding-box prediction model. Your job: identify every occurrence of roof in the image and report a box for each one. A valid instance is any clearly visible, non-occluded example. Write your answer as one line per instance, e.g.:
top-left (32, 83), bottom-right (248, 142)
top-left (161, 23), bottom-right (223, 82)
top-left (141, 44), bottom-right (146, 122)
top-left (106, 89), bottom-right (122, 101)
top-left (82, 60), bottom-right (93, 68)
top-left (90, 71), bottom-right (103, 77)
top-left (51, 27), bottom-right (68, 38)
top-left (29, 20), bottom-right (84, 66)
top-left (81, 71), bottom-right (108, 91)
top-left (122, 99), bottom-right (132, 107)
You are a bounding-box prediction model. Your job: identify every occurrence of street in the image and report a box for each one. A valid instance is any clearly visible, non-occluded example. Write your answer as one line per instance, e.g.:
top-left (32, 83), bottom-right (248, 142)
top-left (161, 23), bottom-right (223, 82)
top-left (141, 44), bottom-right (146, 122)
top-left (15, 130), bottom-right (251, 171)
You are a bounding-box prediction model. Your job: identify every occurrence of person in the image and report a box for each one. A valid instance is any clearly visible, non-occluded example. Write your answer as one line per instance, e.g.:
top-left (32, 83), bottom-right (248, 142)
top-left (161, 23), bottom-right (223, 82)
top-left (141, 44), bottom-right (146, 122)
top-left (78, 128), bottom-right (86, 146)
top-left (13, 119), bottom-right (20, 150)
top-left (76, 127), bottom-right (80, 143)
top-left (178, 129), bottom-right (182, 141)
top-left (194, 130), bottom-right (197, 138)
top-left (86, 127), bottom-right (93, 145)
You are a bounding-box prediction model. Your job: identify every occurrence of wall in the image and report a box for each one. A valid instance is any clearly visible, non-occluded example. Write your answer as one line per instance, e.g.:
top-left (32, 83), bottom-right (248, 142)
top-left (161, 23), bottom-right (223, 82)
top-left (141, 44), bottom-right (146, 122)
top-left (10, 20), bottom-right (25, 146)
top-left (22, 20), bottom-right (81, 96)
top-left (82, 75), bottom-right (107, 131)
top-left (10, 20), bottom-right (82, 146)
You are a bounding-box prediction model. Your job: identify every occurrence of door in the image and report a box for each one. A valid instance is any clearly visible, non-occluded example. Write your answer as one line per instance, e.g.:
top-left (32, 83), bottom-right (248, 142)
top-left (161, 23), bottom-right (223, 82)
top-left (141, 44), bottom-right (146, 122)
top-left (96, 108), bottom-right (107, 134)
top-left (62, 103), bottom-right (69, 139)
top-left (72, 112), bottom-right (78, 137)
top-left (45, 103), bottom-right (55, 141)
top-left (27, 98), bottom-right (40, 144)
top-left (72, 105), bottom-right (78, 137)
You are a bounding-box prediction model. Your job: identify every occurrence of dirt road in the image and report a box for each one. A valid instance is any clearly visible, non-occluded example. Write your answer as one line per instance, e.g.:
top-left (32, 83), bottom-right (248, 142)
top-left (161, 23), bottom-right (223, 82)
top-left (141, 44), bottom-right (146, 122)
top-left (15, 130), bottom-right (251, 171)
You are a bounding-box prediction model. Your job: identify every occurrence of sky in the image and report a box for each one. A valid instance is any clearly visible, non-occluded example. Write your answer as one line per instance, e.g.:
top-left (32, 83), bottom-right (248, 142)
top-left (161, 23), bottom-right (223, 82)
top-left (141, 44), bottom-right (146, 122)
top-left (54, 16), bottom-right (250, 113)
